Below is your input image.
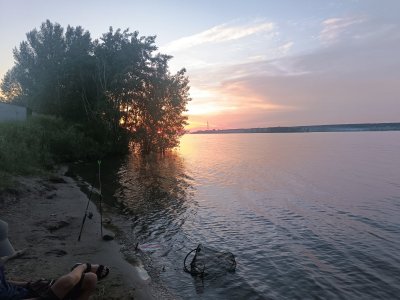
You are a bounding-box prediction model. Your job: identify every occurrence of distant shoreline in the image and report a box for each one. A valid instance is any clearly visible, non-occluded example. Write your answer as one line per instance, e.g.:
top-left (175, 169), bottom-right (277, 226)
top-left (191, 122), bottom-right (400, 134)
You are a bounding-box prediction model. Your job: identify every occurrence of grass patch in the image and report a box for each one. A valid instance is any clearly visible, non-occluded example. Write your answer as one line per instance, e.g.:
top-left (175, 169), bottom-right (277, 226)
top-left (0, 116), bottom-right (105, 188)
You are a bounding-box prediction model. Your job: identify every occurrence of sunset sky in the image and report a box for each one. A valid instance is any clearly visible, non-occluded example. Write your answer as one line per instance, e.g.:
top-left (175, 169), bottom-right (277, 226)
top-left (0, 0), bottom-right (399, 131)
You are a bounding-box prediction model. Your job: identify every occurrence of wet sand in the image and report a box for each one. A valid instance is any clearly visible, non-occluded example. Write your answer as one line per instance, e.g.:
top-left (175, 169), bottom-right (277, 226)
top-left (0, 168), bottom-right (177, 299)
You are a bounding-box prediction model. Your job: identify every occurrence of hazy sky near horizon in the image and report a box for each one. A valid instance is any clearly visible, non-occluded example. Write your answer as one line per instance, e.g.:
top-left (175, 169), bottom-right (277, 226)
top-left (1, 0), bottom-right (399, 130)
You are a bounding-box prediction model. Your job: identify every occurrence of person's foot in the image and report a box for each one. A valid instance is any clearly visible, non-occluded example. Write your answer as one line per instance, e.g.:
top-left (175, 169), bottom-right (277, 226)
top-left (71, 263), bottom-right (110, 280)
top-left (91, 264), bottom-right (110, 280)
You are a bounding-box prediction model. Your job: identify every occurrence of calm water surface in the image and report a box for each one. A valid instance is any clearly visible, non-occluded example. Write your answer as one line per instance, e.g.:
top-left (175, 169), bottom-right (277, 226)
top-left (78, 133), bottom-right (400, 299)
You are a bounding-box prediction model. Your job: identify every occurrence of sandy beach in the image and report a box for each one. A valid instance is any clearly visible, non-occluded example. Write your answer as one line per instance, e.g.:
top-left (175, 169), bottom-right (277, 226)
top-left (0, 168), bottom-right (177, 300)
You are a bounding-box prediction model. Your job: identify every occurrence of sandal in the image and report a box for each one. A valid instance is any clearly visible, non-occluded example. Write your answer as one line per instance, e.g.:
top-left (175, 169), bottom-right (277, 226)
top-left (71, 263), bottom-right (110, 280)
top-left (95, 265), bottom-right (110, 280)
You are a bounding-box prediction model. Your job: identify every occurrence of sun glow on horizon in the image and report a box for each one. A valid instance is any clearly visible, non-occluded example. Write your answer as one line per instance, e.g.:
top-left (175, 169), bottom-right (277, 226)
top-left (185, 80), bottom-right (299, 131)
top-left (187, 101), bottom-right (237, 116)
top-left (187, 86), bottom-right (238, 116)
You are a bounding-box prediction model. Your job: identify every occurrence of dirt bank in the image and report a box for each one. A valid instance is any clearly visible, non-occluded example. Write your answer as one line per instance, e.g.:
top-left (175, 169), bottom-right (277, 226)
top-left (0, 168), bottom-right (177, 299)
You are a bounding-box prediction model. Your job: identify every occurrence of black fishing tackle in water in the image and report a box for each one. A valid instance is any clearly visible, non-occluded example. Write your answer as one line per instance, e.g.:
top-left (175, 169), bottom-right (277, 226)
top-left (184, 244), bottom-right (236, 277)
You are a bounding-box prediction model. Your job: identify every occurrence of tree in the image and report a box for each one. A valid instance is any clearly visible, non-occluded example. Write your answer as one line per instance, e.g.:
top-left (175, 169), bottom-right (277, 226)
top-left (62, 25), bottom-right (96, 121)
top-left (92, 27), bottom-right (154, 147)
top-left (1, 20), bottom-right (191, 154)
top-left (129, 59), bottom-right (190, 154)
top-left (7, 20), bottom-right (66, 115)
top-left (0, 67), bottom-right (23, 103)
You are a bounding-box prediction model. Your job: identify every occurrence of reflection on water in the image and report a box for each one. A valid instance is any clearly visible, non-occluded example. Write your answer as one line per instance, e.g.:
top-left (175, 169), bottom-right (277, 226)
top-left (114, 153), bottom-right (196, 245)
top-left (73, 132), bottom-right (400, 299)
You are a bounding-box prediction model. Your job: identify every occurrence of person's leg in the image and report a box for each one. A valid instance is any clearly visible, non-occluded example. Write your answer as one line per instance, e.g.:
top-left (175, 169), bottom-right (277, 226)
top-left (49, 264), bottom-right (101, 300)
top-left (76, 273), bottom-right (97, 300)
top-left (49, 264), bottom-right (87, 299)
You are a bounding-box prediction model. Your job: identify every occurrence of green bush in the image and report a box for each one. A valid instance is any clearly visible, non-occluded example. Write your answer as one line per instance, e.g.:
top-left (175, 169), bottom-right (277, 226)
top-left (0, 116), bottom-right (105, 179)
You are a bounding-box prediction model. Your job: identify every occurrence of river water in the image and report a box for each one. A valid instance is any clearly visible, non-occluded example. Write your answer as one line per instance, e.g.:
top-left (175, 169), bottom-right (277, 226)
top-left (74, 132), bottom-right (400, 299)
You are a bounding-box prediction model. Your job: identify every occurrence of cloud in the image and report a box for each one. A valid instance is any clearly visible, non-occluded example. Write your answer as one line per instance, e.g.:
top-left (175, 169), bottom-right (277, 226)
top-left (319, 16), bottom-right (366, 44)
top-left (187, 16), bottom-right (400, 129)
top-left (277, 41), bottom-right (294, 55)
top-left (162, 21), bottom-right (275, 52)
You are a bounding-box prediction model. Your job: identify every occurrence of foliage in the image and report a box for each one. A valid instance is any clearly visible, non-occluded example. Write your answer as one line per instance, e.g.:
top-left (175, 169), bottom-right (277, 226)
top-left (1, 20), bottom-right (190, 154)
top-left (0, 116), bottom-right (104, 178)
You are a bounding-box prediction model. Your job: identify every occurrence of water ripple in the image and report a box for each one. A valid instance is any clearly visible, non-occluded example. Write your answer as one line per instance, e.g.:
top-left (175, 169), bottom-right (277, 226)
top-left (71, 133), bottom-right (400, 299)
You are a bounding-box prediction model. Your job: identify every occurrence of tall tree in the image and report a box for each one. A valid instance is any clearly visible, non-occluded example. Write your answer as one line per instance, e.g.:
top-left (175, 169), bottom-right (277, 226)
top-left (62, 25), bottom-right (95, 121)
top-left (129, 56), bottom-right (190, 153)
top-left (1, 21), bottom-right (191, 154)
top-left (8, 20), bottom-right (66, 114)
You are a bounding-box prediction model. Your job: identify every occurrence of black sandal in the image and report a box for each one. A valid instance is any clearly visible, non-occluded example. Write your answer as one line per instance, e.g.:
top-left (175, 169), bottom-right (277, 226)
top-left (71, 263), bottom-right (109, 280)
top-left (95, 265), bottom-right (110, 280)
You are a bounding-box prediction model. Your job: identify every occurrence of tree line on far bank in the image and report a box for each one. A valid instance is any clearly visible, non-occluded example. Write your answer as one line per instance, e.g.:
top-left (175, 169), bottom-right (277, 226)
top-left (1, 20), bottom-right (191, 155)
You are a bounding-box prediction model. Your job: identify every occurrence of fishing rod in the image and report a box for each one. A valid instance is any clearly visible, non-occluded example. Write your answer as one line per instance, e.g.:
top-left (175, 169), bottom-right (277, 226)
top-left (77, 173), bottom-right (95, 241)
top-left (98, 160), bottom-right (103, 238)
top-left (77, 160), bottom-right (104, 241)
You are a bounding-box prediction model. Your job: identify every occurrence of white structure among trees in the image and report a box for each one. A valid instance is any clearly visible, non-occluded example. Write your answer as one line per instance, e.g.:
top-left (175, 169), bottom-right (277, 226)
top-left (0, 102), bottom-right (27, 122)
